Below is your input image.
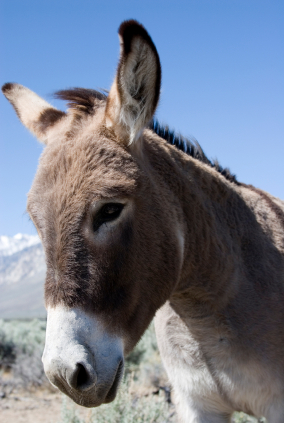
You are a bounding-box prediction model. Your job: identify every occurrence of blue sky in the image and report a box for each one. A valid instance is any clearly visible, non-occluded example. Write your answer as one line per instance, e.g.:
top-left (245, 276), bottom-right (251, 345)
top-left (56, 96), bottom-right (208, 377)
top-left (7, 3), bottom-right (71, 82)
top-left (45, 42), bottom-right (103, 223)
top-left (1, 0), bottom-right (283, 236)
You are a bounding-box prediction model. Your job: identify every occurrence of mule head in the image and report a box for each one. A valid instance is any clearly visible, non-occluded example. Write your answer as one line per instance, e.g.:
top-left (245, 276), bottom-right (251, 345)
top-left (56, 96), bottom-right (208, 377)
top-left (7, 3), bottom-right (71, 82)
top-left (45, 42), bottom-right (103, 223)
top-left (2, 20), bottom-right (183, 407)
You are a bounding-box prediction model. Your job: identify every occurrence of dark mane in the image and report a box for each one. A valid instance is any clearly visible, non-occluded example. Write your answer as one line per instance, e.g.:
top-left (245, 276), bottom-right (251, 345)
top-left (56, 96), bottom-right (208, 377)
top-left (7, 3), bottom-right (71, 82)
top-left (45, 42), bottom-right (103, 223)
top-left (53, 88), bottom-right (237, 184)
top-left (148, 119), bottom-right (238, 184)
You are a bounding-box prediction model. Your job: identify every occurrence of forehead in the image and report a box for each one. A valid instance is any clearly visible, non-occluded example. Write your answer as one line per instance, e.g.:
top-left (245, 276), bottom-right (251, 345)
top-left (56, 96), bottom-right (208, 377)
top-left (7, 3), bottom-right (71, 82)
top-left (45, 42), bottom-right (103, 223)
top-left (27, 117), bottom-right (139, 217)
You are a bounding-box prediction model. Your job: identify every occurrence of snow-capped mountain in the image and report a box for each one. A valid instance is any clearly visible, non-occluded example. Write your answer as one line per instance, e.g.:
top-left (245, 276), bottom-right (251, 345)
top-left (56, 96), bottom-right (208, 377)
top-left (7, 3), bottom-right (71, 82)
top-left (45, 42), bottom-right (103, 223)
top-left (0, 234), bottom-right (46, 319)
top-left (0, 233), bottom-right (41, 257)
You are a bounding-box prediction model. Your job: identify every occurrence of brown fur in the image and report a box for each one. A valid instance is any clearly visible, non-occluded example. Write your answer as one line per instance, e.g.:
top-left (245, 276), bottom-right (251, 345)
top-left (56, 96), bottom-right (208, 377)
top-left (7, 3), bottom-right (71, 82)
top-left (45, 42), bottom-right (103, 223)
top-left (38, 108), bottom-right (66, 132)
top-left (2, 19), bottom-right (284, 421)
top-left (55, 88), bottom-right (107, 117)
top-left (242, 184), bottom-right (284, 233)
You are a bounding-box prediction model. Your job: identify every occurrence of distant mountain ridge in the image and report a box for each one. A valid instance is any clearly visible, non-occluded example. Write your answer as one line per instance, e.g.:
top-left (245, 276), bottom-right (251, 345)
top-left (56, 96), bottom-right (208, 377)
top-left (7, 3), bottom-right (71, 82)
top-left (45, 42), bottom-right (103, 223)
top-left (0, 233), bottom-right (41, 257)
top-left (0, 234), bottom-right (46, 319)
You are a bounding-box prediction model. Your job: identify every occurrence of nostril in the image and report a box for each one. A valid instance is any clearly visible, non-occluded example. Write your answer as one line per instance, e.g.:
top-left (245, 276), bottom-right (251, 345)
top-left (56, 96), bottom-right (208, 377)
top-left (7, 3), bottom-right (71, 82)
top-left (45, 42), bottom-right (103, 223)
top-left (76, 363), bottom-right (89, 389)
top-left (68, 363), bottom-right (92, 391)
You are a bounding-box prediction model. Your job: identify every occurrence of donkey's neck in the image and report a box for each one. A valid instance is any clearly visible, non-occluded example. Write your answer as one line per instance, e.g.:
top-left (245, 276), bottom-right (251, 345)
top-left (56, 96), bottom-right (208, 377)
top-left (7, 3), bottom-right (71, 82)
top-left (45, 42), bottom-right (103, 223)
top-left (178, 165), bottom-right (241, 316)
top-left (144, 132), bottom-right (244, 317)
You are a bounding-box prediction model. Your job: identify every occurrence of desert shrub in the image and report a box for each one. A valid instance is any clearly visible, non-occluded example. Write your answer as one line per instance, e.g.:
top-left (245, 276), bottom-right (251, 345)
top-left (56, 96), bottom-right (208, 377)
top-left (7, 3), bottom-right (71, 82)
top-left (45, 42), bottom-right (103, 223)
top-left (0, 318), bottom-right (47, 388)
top-left (59, 397), bottom-right (84, 423)
top-left (90, 383), bottom-right (173, 423)
top-left (59, 393), bottom-right (267, 423)
top-left (232, 413), bottom-right (266, 423)
top-left (58, 375), bottom-right (175, 423)
top-left (125, 323), bottom-right (168, 392)
top-left (126, 323), bottom-right (158, 369)
top-left (11, 345), bottom-right (46, 387)
top-left (0, 329), bottom-right (16, 368)
top-left (0, 319), bottom-right (46, 355)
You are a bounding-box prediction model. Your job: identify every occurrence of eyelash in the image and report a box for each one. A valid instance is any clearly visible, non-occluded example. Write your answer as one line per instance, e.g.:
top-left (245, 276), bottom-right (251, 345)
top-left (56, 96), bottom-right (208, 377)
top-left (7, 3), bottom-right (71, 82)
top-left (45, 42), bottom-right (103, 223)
top-left (92, 203), bottom-right (124, 232)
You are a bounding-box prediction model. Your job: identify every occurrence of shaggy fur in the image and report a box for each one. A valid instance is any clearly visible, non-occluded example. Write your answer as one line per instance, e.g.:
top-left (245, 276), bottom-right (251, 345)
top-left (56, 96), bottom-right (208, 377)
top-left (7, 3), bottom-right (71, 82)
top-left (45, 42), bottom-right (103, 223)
top-left (49, 86), bottom-right (237, 184)
top-left (2, 19), bottom-right (284, 423)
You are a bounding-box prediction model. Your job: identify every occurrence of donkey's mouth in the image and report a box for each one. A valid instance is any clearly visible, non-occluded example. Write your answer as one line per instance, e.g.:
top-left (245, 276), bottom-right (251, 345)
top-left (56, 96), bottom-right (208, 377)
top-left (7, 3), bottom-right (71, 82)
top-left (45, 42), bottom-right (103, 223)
top-left (104, 359), bottom-right (124, 403)
top-left (48, 359), bottom-right (124, 408)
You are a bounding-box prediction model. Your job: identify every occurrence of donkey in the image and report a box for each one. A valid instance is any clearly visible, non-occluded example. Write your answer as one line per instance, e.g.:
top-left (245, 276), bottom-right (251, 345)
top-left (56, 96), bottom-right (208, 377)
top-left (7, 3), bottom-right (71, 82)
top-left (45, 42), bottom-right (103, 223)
top-left (2, 19), bottom-right (284, 423)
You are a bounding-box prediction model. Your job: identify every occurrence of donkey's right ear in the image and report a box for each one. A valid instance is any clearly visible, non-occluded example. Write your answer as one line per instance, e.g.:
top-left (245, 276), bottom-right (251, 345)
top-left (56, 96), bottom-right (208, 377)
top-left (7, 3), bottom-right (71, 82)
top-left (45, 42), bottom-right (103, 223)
top-left (105, 20), bottom-right (161, 146)
top-left (2, 83), bottom-right (66, 144)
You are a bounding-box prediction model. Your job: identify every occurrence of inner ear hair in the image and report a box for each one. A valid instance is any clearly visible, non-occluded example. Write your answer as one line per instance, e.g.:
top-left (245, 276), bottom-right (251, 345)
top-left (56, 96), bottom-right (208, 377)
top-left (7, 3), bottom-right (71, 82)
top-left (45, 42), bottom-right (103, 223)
top-left (118, 20), bottom-right (161, 114)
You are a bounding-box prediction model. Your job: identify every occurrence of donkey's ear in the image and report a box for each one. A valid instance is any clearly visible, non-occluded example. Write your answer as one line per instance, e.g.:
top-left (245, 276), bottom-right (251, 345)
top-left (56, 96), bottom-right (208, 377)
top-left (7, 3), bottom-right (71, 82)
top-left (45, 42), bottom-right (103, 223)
top-left (2, 83), bottom-right (66, 144)
top-left (105, 20), bottom-right (161, 145)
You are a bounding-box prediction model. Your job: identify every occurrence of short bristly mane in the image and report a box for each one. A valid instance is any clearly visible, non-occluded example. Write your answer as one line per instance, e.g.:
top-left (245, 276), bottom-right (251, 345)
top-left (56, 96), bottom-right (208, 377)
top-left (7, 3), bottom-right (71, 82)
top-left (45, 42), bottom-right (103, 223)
top-left (148, 119), bottom-right (238, 184)
top-left (54, 88), bottom-right (238, 184)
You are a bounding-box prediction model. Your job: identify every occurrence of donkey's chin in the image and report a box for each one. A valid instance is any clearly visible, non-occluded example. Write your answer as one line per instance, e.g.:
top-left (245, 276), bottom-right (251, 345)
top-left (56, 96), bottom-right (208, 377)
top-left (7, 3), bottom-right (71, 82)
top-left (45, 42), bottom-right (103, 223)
top-left (103, 359), bottom-right (124, 404)
top-left (68, 384), bottom-right (122, 409)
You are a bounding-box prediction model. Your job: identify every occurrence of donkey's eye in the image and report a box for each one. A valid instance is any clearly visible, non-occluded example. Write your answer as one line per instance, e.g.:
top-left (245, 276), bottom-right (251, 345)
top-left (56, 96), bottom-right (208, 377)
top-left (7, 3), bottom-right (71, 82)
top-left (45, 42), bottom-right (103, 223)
top-left (101, 203), bottom-right (124, 219)
top-left (93, 203), bottom-right (124, 232)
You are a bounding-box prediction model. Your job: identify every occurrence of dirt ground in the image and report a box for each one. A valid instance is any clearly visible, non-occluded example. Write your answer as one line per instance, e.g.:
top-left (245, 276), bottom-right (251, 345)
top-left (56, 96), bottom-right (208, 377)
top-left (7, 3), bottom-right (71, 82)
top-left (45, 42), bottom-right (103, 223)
top-left (0, 387), bottom-right (92, 423)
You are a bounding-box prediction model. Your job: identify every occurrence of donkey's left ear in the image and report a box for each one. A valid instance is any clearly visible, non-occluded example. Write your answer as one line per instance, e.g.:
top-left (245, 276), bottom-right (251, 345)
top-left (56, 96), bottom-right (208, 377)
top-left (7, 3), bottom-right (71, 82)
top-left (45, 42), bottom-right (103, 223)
top-left (105, 20), bottom-right (161, 145)
top-left (2, 83), bottom-right (66, 144)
